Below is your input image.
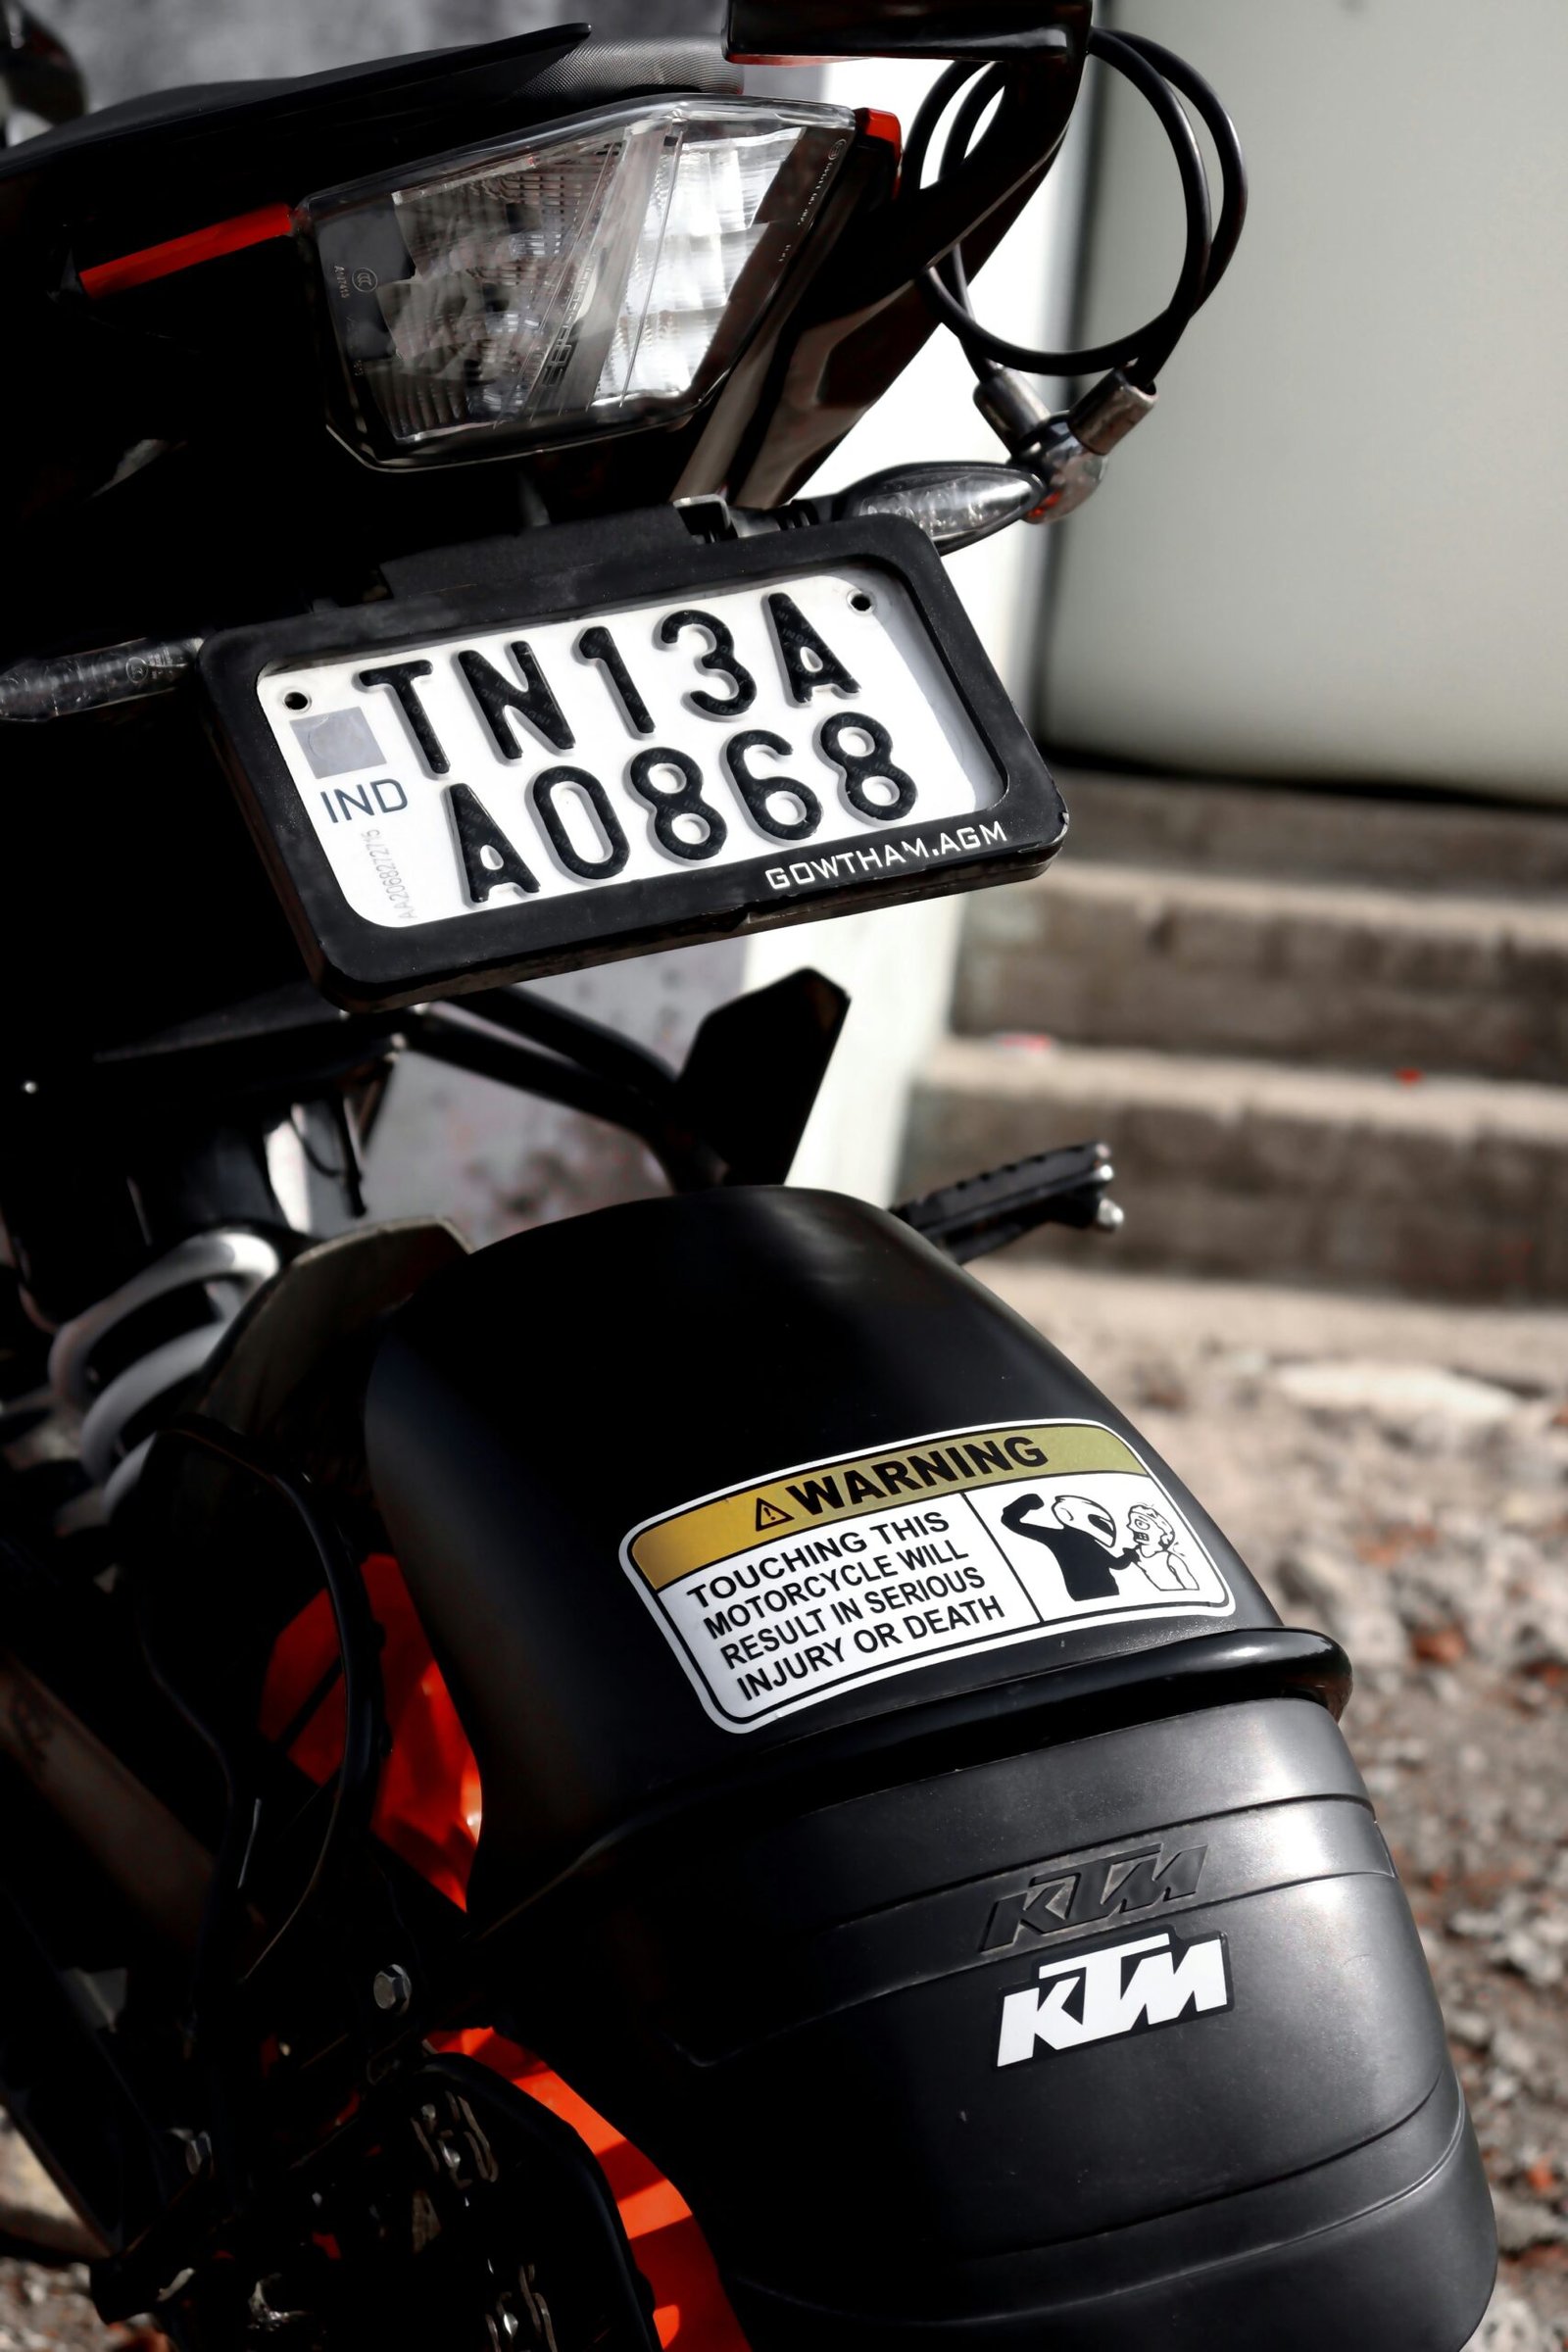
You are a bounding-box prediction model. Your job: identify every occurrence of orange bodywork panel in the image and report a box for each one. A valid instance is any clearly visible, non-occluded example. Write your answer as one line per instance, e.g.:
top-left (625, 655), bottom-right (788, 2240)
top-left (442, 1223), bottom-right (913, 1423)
top-left (261, 1555), bottom-right (747, 2352)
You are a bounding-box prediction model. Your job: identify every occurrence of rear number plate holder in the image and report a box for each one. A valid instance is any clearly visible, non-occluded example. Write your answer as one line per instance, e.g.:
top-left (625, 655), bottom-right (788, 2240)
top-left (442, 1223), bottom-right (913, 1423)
top-left (200, 516), bottom-right (1066, 1011)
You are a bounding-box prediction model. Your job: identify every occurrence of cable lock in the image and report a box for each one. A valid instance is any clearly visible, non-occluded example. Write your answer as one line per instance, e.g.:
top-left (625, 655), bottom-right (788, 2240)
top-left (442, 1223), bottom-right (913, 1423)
top-left (904, 26), bottom-right (1248, 506)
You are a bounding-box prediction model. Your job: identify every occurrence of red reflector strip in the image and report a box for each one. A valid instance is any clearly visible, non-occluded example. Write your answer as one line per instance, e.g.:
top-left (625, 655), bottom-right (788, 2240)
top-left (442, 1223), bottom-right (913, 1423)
top-left (857, 107), bottom-right (904, 158)
top-left (79, 202), bottom-right (294, 300)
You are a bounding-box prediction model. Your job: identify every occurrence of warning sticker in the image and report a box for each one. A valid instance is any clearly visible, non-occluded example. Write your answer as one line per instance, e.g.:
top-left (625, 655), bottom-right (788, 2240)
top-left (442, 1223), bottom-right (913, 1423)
top-left (620, 1419), bottom-right (1234, 1732)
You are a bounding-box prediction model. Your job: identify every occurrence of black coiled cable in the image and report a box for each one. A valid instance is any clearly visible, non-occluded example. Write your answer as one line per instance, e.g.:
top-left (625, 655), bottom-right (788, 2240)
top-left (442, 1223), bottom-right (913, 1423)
top-left (906, 26), bottom-right (1248, 392)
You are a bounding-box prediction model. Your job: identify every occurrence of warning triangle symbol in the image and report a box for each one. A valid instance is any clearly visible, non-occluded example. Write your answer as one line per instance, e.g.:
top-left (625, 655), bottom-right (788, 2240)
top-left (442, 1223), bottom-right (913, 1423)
top-left (756, 1498), bottom-right (793, 1532)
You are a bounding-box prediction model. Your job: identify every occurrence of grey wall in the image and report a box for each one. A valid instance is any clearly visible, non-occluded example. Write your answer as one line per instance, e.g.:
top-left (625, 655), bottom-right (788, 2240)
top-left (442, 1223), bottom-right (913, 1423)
top-left (1041, 0), bottom-right (1568, 803)
top-left (48, 0), bottom-right (712, 107)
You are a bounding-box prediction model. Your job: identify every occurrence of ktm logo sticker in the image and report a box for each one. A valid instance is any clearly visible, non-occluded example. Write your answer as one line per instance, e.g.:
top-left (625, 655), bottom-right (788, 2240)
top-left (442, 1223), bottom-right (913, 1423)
top-left (982, 1840), bottom-right (1207, 1952)
top-left (996, 1927), bottom-right (1233, 2065)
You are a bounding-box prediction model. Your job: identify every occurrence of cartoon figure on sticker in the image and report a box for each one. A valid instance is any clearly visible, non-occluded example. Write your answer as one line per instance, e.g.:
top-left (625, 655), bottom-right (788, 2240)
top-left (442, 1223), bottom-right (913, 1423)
top-left (1000, 1492), bottom-right (1137, 1602)
top-left (1125, 1501), bottom-right (1200, 1593)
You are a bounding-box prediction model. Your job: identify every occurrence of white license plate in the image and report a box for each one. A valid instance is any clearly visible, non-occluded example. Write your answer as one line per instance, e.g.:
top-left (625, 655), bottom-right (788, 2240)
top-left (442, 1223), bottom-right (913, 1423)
top-left (258, 563), bottom-right (1004, 932)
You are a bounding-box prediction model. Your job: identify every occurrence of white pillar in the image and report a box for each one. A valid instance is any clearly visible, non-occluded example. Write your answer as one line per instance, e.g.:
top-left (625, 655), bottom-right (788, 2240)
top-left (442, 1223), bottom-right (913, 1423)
top-left (743, 59), bottom-right (1092, 1203)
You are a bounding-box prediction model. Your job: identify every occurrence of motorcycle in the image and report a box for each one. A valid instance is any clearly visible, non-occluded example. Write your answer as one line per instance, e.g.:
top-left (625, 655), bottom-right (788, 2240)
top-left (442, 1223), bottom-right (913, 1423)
top-left (0, 3), bottom-right (1498, 2345)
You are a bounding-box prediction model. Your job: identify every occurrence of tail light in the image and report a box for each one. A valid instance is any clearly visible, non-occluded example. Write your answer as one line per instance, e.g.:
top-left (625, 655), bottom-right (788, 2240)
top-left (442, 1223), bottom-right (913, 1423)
top-left (300, 97), bottom-right (854, 466)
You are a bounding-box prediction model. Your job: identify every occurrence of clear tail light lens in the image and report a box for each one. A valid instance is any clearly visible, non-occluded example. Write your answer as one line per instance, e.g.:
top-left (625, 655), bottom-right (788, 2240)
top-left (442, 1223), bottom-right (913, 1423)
top-left (302, 97), bottom-right (854, 465)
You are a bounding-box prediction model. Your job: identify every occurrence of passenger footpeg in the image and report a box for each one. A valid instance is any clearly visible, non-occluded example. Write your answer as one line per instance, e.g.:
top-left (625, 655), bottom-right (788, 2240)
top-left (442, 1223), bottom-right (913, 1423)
top-left (895, 1141), bottom-right (1122, 1264)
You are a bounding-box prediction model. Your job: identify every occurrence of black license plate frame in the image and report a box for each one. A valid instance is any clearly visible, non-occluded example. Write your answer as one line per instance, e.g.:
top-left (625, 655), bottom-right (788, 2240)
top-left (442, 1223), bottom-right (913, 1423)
top-left (200, 514), bottom-right (1066, 1013)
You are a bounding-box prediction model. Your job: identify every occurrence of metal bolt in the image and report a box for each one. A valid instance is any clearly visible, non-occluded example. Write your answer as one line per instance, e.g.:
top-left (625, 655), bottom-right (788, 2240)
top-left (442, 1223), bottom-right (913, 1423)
top-left (372, 1963), bottom-right (413, 2014)
top-left (1095, 1199), bottom-right (1126, 1233)
top-left (170, 2127), bottom-right (210, 2178)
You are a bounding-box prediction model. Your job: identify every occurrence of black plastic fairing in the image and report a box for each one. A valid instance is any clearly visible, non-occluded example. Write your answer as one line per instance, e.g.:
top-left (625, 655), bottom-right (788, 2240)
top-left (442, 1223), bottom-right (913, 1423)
top-left (0, 29), bottom-right (740, 242)
top-left (0, 25), bottom-right (752, 531)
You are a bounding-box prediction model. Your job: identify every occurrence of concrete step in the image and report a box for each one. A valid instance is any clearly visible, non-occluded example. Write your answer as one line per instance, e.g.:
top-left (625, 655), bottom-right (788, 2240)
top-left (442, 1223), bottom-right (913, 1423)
top-left (955, 861), bottom-right (1568, 1081)
top-left (903, 1038), bottom-right (1568, 1299)
top-left (1054, 768), bottom-right (1568, 893)
top-left (977, 1260), bottom-right (1568, 1399)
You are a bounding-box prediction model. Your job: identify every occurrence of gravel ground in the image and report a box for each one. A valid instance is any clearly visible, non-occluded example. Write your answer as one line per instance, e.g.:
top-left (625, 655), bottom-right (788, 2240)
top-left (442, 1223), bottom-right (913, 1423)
top-left (0, 2260), bottom-right (157, 2352)
top-left (1, 1266), bottom-right (1563, 2350)
top-left (990, 1264), bottom-right (1568, 2352)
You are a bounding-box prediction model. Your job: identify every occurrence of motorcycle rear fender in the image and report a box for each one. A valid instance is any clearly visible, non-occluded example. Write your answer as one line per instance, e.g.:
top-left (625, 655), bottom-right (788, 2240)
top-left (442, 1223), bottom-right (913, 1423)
top-left (365, 1189), bottom-right (1495, 2352)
